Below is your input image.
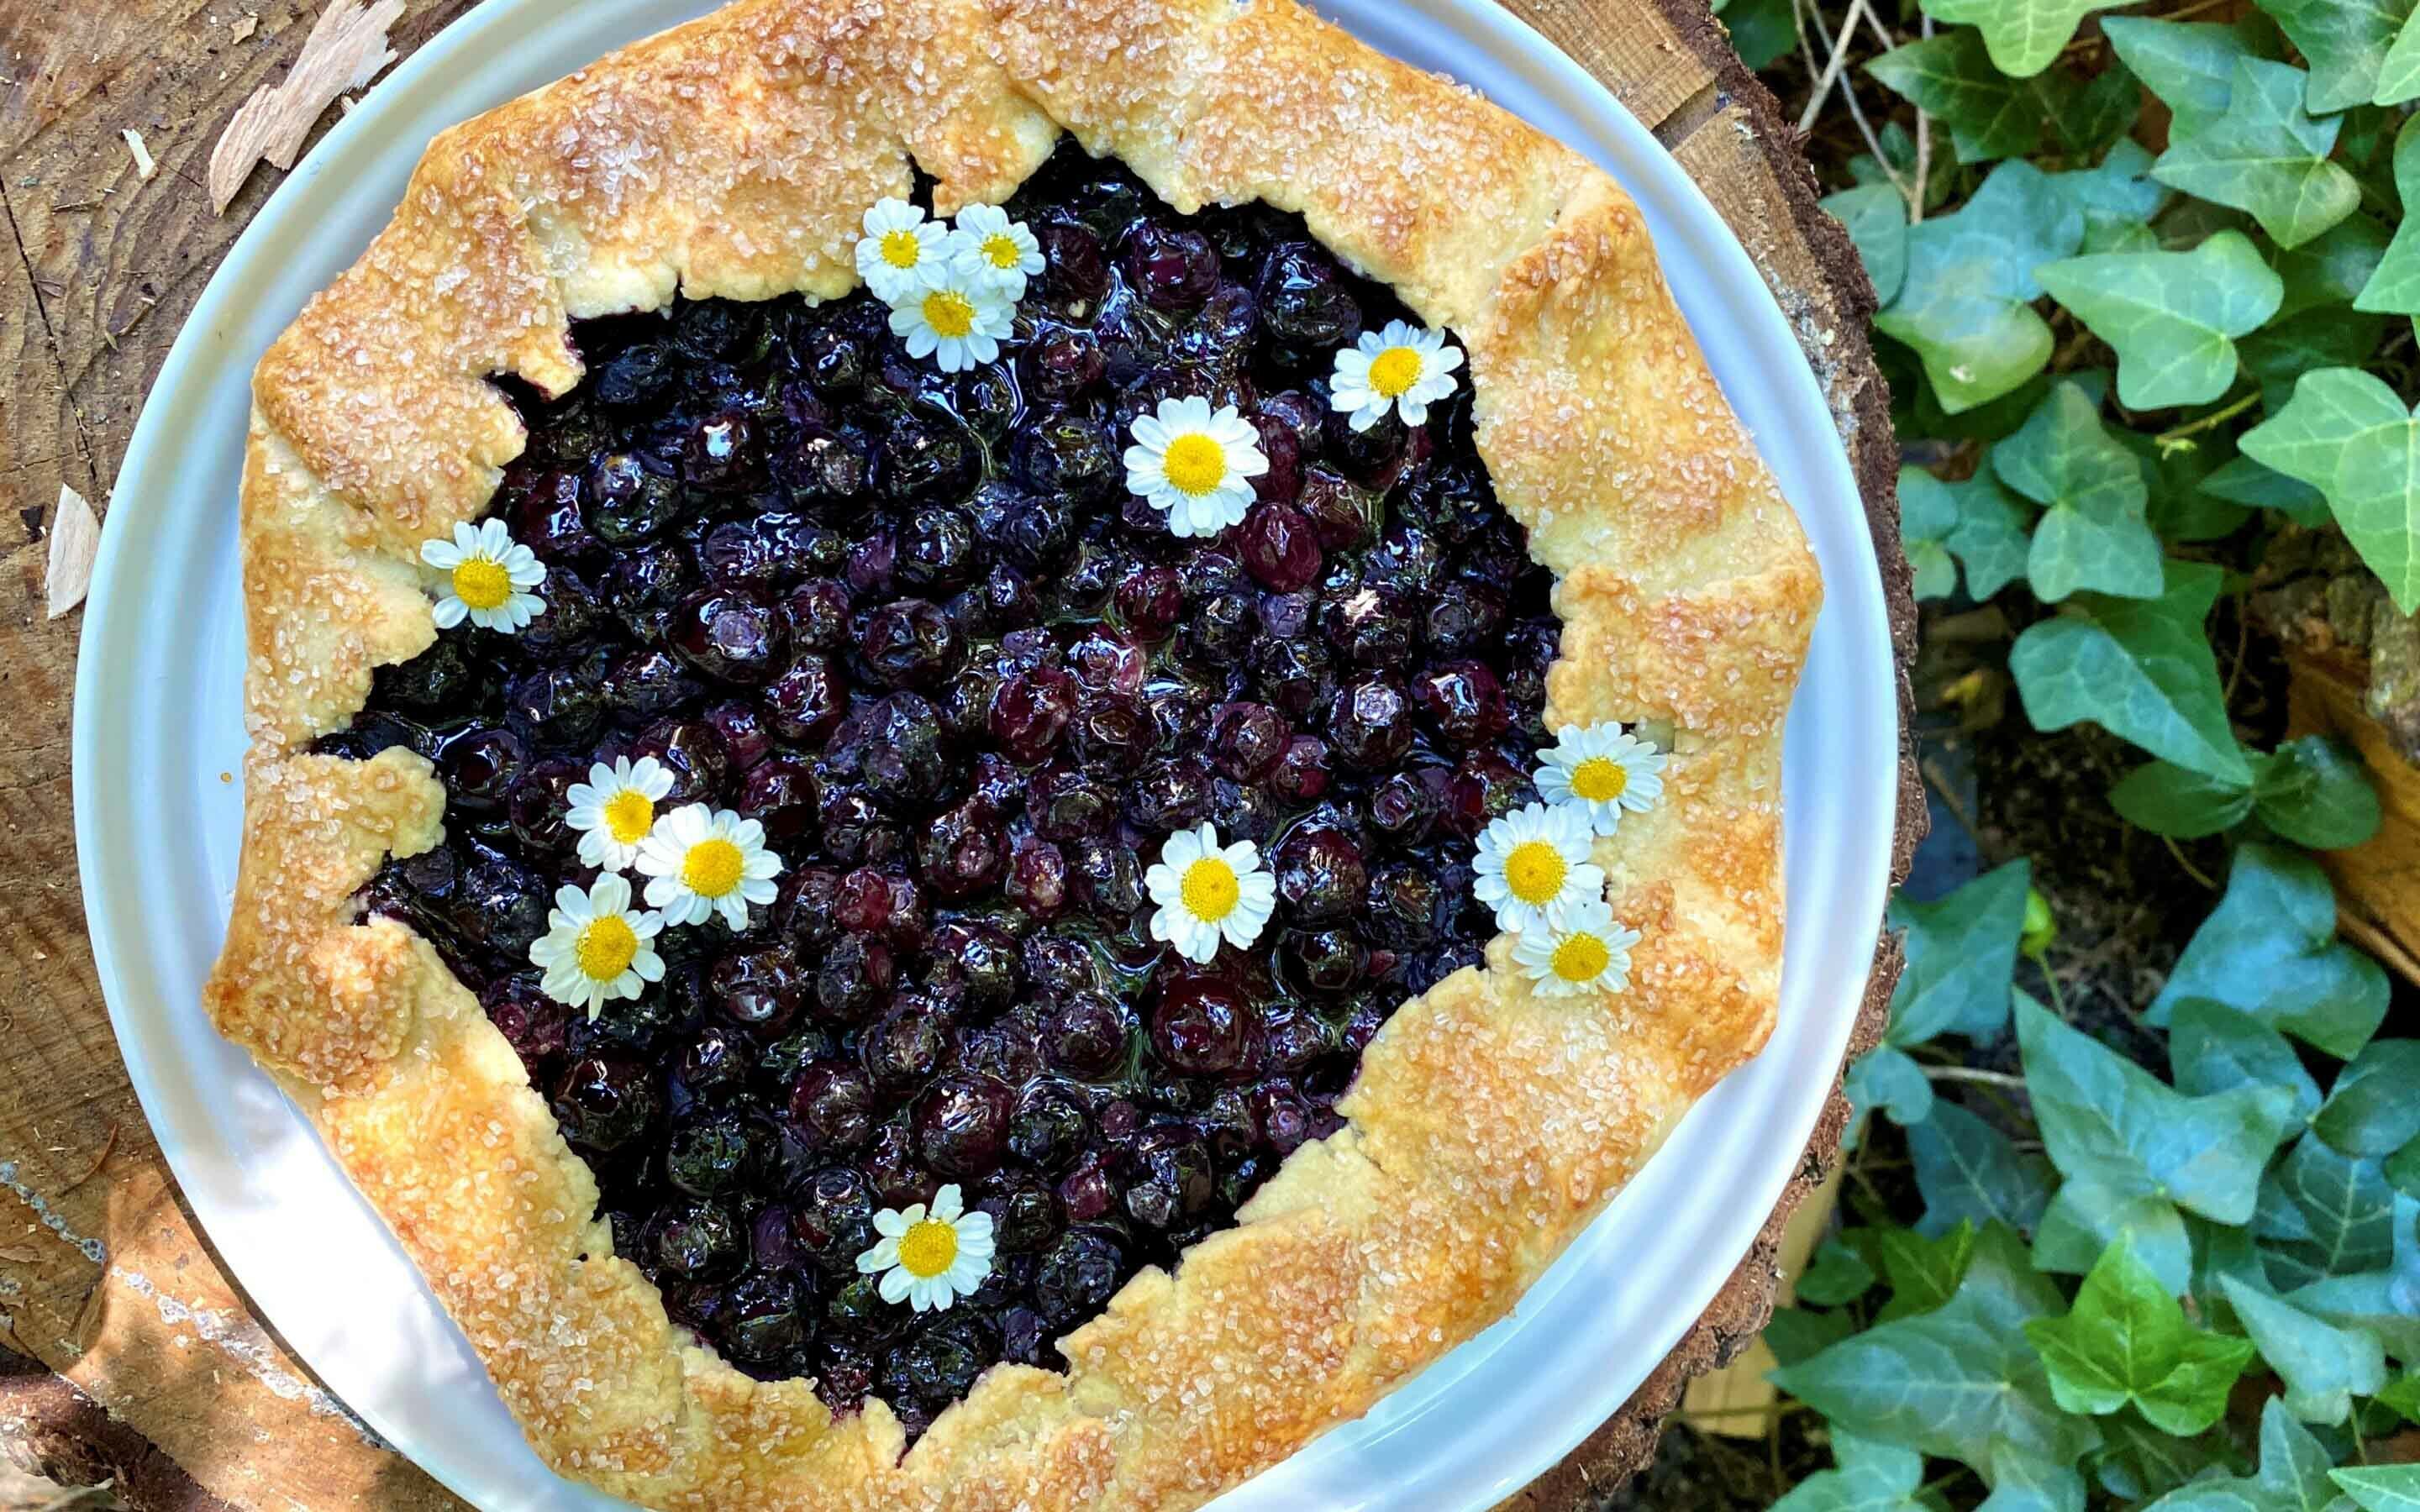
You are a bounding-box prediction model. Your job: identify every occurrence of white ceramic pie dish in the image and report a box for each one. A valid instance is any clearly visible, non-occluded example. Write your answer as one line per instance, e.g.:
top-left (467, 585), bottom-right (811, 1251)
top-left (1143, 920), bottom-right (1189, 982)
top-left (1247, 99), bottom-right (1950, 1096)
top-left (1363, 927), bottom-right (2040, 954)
top-left (71, 2), bottom-right (1895, 1507)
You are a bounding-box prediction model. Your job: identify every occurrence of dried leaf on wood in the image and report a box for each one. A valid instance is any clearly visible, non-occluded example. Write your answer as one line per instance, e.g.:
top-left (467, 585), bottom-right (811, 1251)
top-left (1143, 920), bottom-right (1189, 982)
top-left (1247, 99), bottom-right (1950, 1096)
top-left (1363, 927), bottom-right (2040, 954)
top-left (46, 484), bottom-right (101, 620)
top-left (208, 0), bottom-right (402, 213)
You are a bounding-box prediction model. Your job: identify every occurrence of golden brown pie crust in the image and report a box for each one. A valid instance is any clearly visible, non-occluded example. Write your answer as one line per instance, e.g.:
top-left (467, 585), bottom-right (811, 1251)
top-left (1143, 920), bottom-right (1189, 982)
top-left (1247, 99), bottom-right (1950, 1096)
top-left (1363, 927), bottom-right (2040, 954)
top-left (204, 1), bottom-right (1822, 1504)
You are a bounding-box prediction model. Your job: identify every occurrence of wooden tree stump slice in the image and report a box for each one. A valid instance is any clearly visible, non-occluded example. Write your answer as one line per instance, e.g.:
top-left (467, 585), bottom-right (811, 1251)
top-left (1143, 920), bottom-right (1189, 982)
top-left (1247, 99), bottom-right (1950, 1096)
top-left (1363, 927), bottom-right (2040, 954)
top-left (0, 1), bottom-right (1918, 1506)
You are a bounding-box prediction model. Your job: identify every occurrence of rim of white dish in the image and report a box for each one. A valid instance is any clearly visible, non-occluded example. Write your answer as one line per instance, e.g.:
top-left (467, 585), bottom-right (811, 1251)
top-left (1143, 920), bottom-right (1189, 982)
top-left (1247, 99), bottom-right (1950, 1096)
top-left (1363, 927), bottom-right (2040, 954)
top-left (72, 3), bottom-right (1896, 1508)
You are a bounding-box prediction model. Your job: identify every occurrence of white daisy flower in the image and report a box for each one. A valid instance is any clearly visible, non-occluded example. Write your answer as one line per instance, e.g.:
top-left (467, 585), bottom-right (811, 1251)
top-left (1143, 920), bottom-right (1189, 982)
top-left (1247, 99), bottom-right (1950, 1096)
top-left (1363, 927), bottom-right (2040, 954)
top-left (1123, 396), bottom-right (1269, 539)
top-left (1144, 822), bottom-right (1278, 964)
top-left (420, 517), bottom-right (546, 633)
top-left (1512, 898), bottom-right (1644, 998)
top-left (947, 202), bottom-right (1044, 298)
top-left (634, 803), bottom-right (783, 931)
top-left (887, 267), bottom-right (1016, 374)
top-left (527, 873), bottom-right (666, 1017)
top-left (565, 755), bottom-right (675, 871)
top-left (855, 1184), bottom-right (997, 1313)
top-left (1328, 319), bottom-right (1465, 433)
top-left (855, 197), bottom-right (949, 303)
top-left (1534, 723), bottom-right (1667, 837)
top-left (1471, 801), bottom-right (1604, 935)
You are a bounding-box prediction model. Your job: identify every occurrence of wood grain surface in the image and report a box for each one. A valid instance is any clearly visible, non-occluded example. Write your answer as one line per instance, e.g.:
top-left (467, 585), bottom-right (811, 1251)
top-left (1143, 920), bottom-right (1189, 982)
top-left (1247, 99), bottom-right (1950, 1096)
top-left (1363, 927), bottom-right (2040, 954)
top-left (0, 1), bottom-right (1918, 1506)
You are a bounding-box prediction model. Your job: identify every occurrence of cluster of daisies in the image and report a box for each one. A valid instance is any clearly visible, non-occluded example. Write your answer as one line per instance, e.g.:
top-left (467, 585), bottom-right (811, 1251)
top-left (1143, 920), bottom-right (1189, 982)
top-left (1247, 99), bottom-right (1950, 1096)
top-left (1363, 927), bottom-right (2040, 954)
top-left (523, 756), bottom-right (786, 1014)
top-left (856, 196), bottom-right (1464, 539)
top-left (1143, 726), bottom-right (1665, 999)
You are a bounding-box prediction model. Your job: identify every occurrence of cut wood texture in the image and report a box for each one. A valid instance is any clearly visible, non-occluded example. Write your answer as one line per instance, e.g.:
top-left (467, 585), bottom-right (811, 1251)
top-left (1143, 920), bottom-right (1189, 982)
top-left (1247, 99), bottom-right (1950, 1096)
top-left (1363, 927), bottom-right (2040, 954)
top-left (2283, 647), bottom-right (2420, 988)
top-left (0, 1), bottom-right (1918, 1507)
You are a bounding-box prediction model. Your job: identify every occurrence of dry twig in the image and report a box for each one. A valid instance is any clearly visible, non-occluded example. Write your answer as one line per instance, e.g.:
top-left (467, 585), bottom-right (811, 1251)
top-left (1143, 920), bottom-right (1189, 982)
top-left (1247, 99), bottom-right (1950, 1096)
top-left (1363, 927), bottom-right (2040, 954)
top-left (208, 0), bottom-right (402, 213)
top-left (121, 128), bottom-right (155, 181)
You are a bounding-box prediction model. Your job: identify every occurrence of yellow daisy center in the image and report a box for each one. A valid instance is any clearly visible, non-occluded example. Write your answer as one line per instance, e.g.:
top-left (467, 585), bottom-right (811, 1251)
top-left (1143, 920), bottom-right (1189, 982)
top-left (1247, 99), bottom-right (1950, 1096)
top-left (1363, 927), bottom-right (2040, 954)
top-left (880, 228), bottom-right (923, 269)
top-left (1503, 840), bottom-right (1568, 906)
top-left (1569, 755), bottom-right (1629, 803)
top-left (575, 915), bottom-right (639, 982)
top-left (1181, 857), bottom-right (1241, 922)
top-left (602, 790), bottom-right (655, 845)
top-left (897, 1218), bottom-right (959, 1278)
top-left (981, 232), bottom-right (1022, 270)
top-left (451, 557), bottom-right (512, 612)
top-left (681, 837), bottom-right (746, 898)
top-left (1550, 932), bottom-right (1612, 984)
top-left (1368, 345), bottom-right (1423, 398)
top-left (923, 288), bottom-right (977, 339)
top-left (1162, 433), bottom-right (1228, 496)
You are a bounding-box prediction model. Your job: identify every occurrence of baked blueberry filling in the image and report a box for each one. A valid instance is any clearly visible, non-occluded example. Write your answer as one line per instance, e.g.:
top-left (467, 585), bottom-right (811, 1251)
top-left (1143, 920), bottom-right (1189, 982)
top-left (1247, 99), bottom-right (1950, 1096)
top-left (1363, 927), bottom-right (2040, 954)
top-left (325, 143), bottom-right (1560, 1438)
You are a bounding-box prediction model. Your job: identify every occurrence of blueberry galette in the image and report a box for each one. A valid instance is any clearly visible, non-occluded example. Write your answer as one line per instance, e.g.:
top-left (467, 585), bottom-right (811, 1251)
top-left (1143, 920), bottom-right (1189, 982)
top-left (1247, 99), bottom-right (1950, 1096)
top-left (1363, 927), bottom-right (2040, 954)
top-left (203, 0), bottom-right (1821, 1505)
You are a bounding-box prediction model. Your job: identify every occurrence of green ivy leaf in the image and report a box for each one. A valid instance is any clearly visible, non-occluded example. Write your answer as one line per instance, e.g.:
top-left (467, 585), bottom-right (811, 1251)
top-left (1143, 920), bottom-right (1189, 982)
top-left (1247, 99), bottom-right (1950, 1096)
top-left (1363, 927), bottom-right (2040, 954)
top-left (2150, 843), bottom-right (2391, 1058)
top-left (1993, 383), bottom-right (2163, 601)
top-left (2198, 454), bottom-right (2330, 526)
top-left (1875, 1222), bottom-right (1980, 1323)
top-left (1910, 1101), bottom-right (2056, 1240)
top-left (2017, 994), bottom-right (2301, 1226)
top-left (1848, 1043), bottom-right (1937, 1129)
top-left (2095, 1410), bottom-right (2236, 1502)
top-left (2036, 232), bottom-right (2284, 410)
top-left (2273, 214), bottom-right (2395, 318)
top-left (1947, 470), bottom-right (2039, 598)
top-left (2334, 1466), bottom-right (2420, 1512)
top-left (2139, 1398), bottom-right (2340, 1511)
top-left (1877, 162), bottom-right (2084, 412)
top-left (2253, 735), bottom-right (2385, 849)
top-left (2009, 560), bottom-right (2251, 784)
top-left (1868, 29), bottom-right (2058, 164)
top-left (1900, 465), bottom-right (1960, 601)
top-left (2253, 0), bottom-right (2419, 113)
top-left (1775, 1223), bottom-right (2101, 1478)
top-left (1767, 1306), bottom-right (1860, 1368)
top-left (2034, 1176), bottom-right (2194, 1294)
top-left (2056, 140), bottom-right (2171, 254)
top-left (2153, 59), bottom-right (2359, 249)
top-left (1710, 0), bottom-right (1797, 71)
top-left (2377, 1371), bottom-right (2420, 1421)
top-left (1824, 183), bottom-right (1911, 307)
top-left (1771, 1432), bottom-right (1929, 1512)
top-left (2024, 1236), bottom-right (2257, 1434)
top-left (2057, 63), bottom-right (2149, 162)
top-left (2355, 116), bottom-right (2420, 334)
top-left (2170, 998), bottom-right (2325, 1122)
top-left (1921, 0), bottom-right (2117, 77)
top-left (2390, 1136), bottom-right (2420, 1200)
top-left (2241, 308), bottom-right (2389, 413)
top-left (2220, 1276), bottom-right (2388, 1424)
top-left (2108, 758), bottom-right (2255, 838)
top-left (2266, 1131), bottom-right (2400, 1279)
top-left (1800, 1237), bottom-right (1881, 1307)
top-left (1980, 1450), bottom-right (2090, 1512)
top-left (1888, 861), bottom-right (2033, 1046)
top-left (2102, 16), bottom-right (2274, 139)
top-left (2241, 367), bottom-right (2420, 612)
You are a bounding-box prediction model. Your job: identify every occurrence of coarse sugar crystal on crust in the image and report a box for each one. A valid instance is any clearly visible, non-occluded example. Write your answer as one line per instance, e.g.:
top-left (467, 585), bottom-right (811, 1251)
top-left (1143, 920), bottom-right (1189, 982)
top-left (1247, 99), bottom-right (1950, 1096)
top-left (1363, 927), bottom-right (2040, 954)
top-left (203, 0), bottom-right (1822, 1506)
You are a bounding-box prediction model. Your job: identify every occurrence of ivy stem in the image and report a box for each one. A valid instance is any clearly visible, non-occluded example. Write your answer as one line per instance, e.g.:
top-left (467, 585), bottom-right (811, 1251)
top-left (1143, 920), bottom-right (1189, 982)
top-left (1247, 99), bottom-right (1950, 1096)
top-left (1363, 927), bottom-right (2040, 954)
top-left (1923, 1065), bottom-right (2028, 1089)
top-left (2163, 833), bottom-right (2220, 890)
top-left (2042, 964), bottom-right (2069, 1017)
top-left (2153, 391), bottom-right (2260, 452)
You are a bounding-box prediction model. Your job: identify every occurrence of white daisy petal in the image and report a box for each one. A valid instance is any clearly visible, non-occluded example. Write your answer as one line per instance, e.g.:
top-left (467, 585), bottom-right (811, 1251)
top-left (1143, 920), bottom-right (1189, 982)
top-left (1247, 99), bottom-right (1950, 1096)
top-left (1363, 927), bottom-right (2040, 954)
top-left (855, 197), bottom-right (950, 302)
top-left (1513, 898), bottom-right (1644, 997)
top-left (634, 803), bottom-right (784, 932)
top-left (565, 755), bottom-right (671, 871)
top-left (1470, 801), bottom-right (1605, 935)
top-left (1124, 398), bottom-right (1267, 539)
top-left (425, 517), bottom-right (548, 637)
top-left (886, 265), bottom-right (1015, 375)
top-left (1146, 821), bottom-right (1274, 963)
top-left (855, 1184), bottom-right (993, 1311)
top-left (527, 877), bottom-right (665, 1018)
top-left (1328, 320), bottom-right (1463, 432)
top-left (947, 202), bottom-right (1044, 298)
top-left (1533, 723), bottom-right (1669, 837)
